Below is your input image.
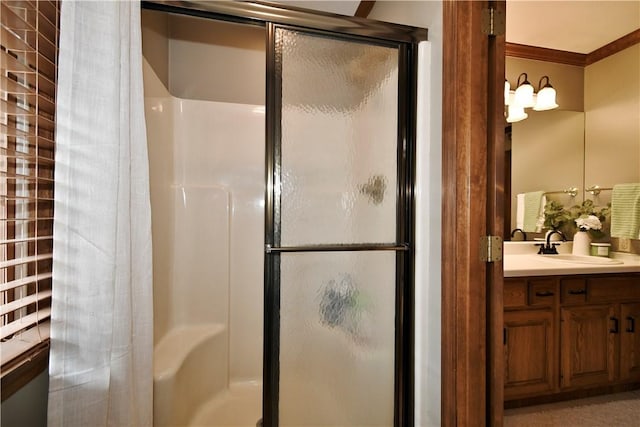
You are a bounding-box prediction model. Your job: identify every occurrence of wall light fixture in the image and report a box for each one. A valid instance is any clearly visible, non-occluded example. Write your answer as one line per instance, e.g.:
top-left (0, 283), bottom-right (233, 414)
top-left (505, 73), bottom-right (559, 123)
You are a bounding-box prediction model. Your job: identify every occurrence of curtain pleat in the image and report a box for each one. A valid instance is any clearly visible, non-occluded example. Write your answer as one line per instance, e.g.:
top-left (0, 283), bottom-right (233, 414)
top-left (47, 1), bottom-right (153, 426)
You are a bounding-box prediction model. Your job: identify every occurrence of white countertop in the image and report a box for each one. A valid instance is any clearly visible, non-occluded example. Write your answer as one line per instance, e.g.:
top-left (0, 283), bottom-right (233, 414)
top-left (503, 242), bottom-right (640, 277)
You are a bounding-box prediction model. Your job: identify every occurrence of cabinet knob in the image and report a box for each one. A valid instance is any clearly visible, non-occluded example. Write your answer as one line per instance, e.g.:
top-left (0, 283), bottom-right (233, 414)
top-left (568, 289), bottom-right (586, 295)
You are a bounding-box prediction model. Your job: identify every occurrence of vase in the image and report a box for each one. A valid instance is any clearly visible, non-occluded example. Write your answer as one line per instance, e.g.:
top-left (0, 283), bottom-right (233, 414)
top-left (572, 230), bottom-right (591, 256)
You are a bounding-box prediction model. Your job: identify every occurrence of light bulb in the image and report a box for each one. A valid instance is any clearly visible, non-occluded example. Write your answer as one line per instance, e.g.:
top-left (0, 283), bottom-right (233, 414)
top-left (504, 80), bottom-right (510, 106)
top-left (506, 103), bottom-right (528, 123)
top-left (514, 72), bottom-right (535, 108)
top-left (533, 77), bottom-right (559, 111)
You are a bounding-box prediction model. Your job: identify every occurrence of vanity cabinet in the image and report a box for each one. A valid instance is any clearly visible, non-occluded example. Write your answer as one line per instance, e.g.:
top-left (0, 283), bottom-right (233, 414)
top-left (560, 304), bottom-right (616, 388)
top-left (504, 309), bottom-right (556, 398)
top-left (582, 276), bottom-right (640, 385)
top-left (503, 278), bottom-right (558, 400)
top-left (504, 273), bottom-right (640, 402)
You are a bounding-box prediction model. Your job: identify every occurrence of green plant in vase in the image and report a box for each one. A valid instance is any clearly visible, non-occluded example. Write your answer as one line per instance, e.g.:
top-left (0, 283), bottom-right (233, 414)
top-left (543, 200), bottom-right (573, 235)
top-left (543, 199), bottom-right (610, 240)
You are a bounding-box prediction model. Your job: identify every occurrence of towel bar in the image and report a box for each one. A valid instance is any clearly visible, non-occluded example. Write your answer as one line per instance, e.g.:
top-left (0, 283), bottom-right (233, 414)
top-left (586, 185), bottom-right (613, 196)
top-left (544, 187), bottom-right (578, 197)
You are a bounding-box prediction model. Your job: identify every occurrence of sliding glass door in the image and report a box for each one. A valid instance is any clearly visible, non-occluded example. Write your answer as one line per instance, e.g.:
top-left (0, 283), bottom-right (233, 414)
top-left (264, 25), bottom-right (416, 427)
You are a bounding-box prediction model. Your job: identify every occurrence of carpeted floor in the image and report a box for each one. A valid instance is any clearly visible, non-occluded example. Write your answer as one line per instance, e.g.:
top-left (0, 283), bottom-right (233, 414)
top-left (504, 390), bottom-right (640, 426)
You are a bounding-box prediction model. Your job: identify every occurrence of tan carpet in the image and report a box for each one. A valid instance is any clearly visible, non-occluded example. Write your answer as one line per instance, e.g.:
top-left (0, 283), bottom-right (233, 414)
top-left (504, 390), bottom-right (640, 426)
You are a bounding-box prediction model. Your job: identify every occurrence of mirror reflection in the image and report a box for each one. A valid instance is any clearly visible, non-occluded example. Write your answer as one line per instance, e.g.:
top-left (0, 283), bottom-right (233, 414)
top-left (505, 44), bottom-right (640, 241)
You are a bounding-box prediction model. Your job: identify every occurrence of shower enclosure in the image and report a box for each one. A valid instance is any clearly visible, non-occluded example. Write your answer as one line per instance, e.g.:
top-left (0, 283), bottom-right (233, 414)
top-left (142, 2), bottom-right (426, 426)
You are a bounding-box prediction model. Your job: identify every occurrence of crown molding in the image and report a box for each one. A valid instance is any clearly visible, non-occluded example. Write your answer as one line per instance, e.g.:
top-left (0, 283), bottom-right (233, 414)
top-left (505, 43), bottom-right (586, 66)
top-left (507, 28), bottom-right (640, 67)
top-left (586, 29), bottom-right (640, 66)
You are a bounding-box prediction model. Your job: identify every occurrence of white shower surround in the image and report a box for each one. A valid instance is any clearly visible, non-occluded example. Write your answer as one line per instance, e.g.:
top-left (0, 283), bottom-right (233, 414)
top-left (144, 36), bottom-right (432, 427)
top-left (145, 54), bottom-right (265, 425)
top-left (146, 93), bottom-right (398, 426)
top-left (146, 93), bottom-right (265, 367)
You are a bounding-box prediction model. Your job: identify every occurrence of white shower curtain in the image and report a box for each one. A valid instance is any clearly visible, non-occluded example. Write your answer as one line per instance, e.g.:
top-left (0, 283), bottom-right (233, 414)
top-left (48, 1), bottom-right (153, 426)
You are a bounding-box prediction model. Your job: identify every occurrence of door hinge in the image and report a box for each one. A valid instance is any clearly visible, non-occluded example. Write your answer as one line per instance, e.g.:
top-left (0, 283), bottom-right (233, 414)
top-left (482, 7), bottom-right (505, 36)
top-left (480, 235), bottom-right (503, 263)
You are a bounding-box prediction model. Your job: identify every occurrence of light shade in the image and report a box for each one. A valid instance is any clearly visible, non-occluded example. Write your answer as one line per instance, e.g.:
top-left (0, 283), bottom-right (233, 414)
top-left (513, 72), bottom-right (535, 108)
top-left (533, 76), bottom-right (559, 111)
top-left (506, 103), bottom-right (528, 123)
top-left (504, 80), bottom-right (510, 106)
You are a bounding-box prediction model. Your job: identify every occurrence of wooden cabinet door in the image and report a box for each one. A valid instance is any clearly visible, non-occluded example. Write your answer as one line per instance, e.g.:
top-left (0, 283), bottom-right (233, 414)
top-left (560, 305), bottom-right (617, 389)
top-left (620, 303), bottom-right (640, 381)
top-left (504, 309), bottom-right (556, 399)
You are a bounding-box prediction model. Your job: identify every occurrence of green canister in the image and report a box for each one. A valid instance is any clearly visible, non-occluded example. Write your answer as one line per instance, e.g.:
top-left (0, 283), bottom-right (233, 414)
top-left (590, 243), bottom-right (611, 257)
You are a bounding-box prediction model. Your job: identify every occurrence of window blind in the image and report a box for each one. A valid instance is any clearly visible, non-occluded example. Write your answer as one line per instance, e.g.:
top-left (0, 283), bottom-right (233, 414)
top-left (1, 0), bottom-right (59, 372)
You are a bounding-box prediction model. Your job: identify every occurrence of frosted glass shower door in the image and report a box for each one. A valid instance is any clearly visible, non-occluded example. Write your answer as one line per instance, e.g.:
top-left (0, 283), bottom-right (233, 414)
top-left (264, 25), bottom-right (413, 427)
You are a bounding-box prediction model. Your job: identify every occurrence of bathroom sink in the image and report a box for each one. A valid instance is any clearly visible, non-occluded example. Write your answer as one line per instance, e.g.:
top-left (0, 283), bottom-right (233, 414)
top-left (541, 254), bottom-right (623, 265)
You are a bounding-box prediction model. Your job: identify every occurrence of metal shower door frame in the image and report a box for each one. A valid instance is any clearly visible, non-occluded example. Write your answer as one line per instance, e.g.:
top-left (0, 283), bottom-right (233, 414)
top-left (264, 22), bottom-right (419, 427)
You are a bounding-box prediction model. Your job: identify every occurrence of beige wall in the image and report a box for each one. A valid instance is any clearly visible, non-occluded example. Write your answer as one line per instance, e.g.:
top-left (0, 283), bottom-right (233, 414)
top-left (584, 44), bottom-right (640, 193)
top-left (0, 370), bottom-right (49, 427)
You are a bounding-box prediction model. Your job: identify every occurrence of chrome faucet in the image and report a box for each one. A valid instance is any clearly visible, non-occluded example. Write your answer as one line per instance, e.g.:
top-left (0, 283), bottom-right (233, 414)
top-left (536, 230), bottom-right (565, 255)
top-left (510, 228), bottom-right (527, 241)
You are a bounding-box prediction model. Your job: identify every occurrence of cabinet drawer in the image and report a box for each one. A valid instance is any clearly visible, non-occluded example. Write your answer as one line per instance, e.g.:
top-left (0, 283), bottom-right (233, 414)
top-left (505, 279), bottom-right (527, 308)
top-left (588, 276), bottom-right (640, 303)
top-left (561, 279), bottom-right (587, 304)
top-left (529, 279), bottom-right (558, 307)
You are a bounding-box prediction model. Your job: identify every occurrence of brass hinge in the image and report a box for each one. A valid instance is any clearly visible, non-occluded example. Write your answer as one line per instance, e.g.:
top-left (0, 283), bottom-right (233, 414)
top-left (480, 235), bottom-right (503, 262)
top-left (482, 7), bottom-right (505, 36)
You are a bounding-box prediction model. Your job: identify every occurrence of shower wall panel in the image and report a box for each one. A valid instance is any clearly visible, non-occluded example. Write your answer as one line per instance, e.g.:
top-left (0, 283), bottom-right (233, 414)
top-left (145, 10), bottom-right (266, 385)
top-left (170, 186), bottom-right (230, 327)
top-left (144, 58), bottom-right (174, 344)
top-left (172, 99), bottom-right (265, 382)
top-left (146, 93), bottom-right (266, 379)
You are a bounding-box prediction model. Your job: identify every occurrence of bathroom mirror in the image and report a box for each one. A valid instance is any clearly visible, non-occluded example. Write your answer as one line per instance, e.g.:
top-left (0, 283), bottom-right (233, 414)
top-left (583, 45), bottom-right (640, 197)
top-left (506, 43), bottom-right (640, 240)
top-left (508, 110), bottom-right (585, 236)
